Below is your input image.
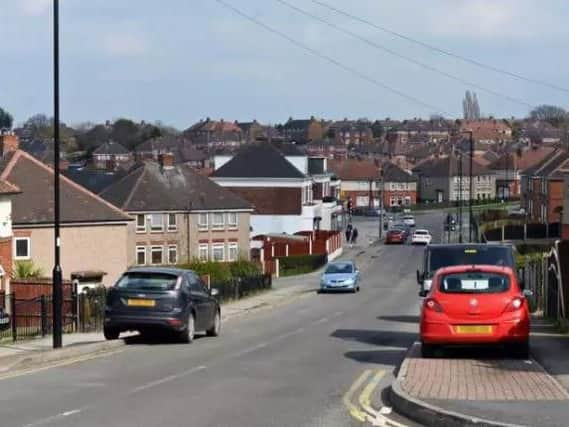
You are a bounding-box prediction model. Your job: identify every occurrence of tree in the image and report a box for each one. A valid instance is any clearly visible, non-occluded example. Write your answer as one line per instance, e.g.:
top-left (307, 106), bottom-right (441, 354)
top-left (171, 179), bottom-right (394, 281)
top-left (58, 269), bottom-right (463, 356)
top-left (0, 107), bottom-right (13, 130)
top-left (22, 114), bottom-right (78, 152)
top-left (462, 91), bottom-right (481, 120)
top-left (371, 121), bottom-right (384, 139)
top-left (529, 105), bottom-right (568, 128)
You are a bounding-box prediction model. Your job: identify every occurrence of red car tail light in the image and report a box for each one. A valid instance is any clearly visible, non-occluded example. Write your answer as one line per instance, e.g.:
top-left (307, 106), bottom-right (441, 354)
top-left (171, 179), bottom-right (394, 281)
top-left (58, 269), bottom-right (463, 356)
top-left (424, 298), bottom-right (444, 313)
top-left (504, 297), bottom-right (524, 313)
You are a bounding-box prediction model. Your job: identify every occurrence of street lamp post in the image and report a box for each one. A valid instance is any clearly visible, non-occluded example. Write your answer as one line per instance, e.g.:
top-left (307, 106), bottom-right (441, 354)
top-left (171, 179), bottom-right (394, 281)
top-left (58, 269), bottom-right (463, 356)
top-left (378, 167), bottom-right (384, 240)
top-left (52, 0), bottom-right (63, 349)
top-left (458, 152), bottom-right (463, 243)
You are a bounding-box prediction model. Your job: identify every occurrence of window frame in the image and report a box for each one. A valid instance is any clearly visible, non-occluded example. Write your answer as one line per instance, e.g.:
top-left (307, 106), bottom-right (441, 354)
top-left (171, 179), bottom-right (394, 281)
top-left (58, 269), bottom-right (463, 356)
top-left (198, 213), bottom-right (209, 230)
top-left (212, 243), bottom-right (225, 262)
top-left (150, 246), bottom-right (164, 265)
top-left (168, 245), bottom-right (177, 264)
top-left (227, 243), bottom-right (238, 261)
top-left (136, 246), bottom-right (146, 266)
top-left (212, 213), bottom-right (225, 229)
top-left (198, 244), bottom-right (209, 261)
top-left (149, 214), bottom-right (164, 233)
top-left (167, 213), bottom-right (177, 232)
top-left (227, 212), bottom-right (238, 229)
top-left (14, 237), bottom-right (31, 260)
top-left (136, 214), bottom-right (146, 233)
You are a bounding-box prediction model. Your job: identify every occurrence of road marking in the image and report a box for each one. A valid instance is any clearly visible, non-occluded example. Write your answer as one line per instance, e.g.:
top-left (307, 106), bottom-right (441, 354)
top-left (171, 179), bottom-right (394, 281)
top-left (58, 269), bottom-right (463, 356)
top-left (313, 317), bottom-right (328, 325)
top-left (343, 369), bottom-right (371, 423)
top-left (22, 408), bottom-right (83, 427)
top-left (129, 365), bottom-right (206, 394)
top-left (372, 407), bottom-right (410, 427)
top-left (359, 370), bottom-right (386, 416)
top-left (0, 349), bottom-right (125, 382)
top-left (333, 311), bottom-right (345, 317)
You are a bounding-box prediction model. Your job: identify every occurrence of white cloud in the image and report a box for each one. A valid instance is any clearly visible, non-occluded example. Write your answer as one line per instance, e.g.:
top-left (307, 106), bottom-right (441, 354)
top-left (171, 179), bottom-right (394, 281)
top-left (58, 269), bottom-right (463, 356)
top-left (102, 32), bottom-right (148, 57)
top-left (19, 0), bottom-right (51, 16)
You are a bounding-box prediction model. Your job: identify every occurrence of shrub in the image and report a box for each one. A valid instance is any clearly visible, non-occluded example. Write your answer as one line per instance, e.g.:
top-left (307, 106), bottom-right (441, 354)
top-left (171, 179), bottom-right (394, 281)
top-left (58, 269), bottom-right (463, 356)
top-left (229, 259), bottom-right (260, 278)
top-left (278, 254), bottom-right (328, 277)
top-left (13, 261), bottom-right (43, 279)
top-left (178, 260), bottom-right (232, 283)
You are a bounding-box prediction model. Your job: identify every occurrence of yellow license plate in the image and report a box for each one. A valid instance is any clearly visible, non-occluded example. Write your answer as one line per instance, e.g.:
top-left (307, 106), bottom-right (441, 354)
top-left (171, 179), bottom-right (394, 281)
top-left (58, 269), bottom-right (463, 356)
top-left (455, 325), bottom-right (493, 334)
top-left (127, 299), bottom-right (155, 307)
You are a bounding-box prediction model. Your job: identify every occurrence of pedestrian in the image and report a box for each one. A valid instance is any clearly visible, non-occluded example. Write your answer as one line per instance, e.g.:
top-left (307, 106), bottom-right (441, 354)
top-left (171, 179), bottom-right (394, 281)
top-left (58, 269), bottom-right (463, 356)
top-left (345, 227), bottom-right (353, 247)
top-left (352, 227), bottom-right (359, 245)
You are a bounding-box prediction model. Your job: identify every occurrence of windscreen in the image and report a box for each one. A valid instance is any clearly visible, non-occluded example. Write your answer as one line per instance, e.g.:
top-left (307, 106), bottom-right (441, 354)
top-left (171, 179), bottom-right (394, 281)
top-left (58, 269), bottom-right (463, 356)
top-left (325, 263), bottom-right (353, 274)
top-left (427, 246), bottom-right (514, 277)
top-left (115, 272), bottom-right (179, 291)
top-left (439, 272), bottom-right (510, 294)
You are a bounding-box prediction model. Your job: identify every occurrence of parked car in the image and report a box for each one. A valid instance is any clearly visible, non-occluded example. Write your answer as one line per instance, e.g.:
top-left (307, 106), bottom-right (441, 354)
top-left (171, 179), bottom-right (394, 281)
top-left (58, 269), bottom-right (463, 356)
top-left (385, 228), bottom-right (407, 244)
top-left (319, 260), bottom-right (360, 293)
top-left (391, 222), bottom-right (411, 239)
top-left (411, 229), bottom-right (432, 245)
top-left (420, 264), bottom-right (531, 358)
top-left (417, 244), bottom-right (516, 293)
top-left (0, 308), bottom-right (9, 331)
top-left (104, 267), bottom-right (221, 343)
top-left (402, 215), bottom-right (416, 227)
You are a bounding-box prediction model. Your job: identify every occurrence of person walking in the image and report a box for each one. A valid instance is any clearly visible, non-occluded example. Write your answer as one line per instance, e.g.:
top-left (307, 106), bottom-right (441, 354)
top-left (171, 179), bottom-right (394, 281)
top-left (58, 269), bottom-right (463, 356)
top-left (352, 227), bottom-right (359, 246)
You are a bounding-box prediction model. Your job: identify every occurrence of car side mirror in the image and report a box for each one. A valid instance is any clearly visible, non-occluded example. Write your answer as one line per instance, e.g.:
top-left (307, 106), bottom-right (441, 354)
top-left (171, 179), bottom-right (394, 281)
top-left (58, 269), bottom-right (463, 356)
top-left (210, 288), bottom-right (220, 297)
top-left (522, 289), bottom-right (533, 298)
top-left (418, 289), bottom-right (428, 298)
top-left (416, 270), bottom-right (424, 285)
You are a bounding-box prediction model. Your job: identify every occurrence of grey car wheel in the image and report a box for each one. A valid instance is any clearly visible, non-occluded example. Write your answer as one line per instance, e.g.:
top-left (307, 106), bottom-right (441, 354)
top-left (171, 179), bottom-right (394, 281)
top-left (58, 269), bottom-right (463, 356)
top-left (207, 310), bottom-right (221, 337)
top-left (180, 312), bottom-right (195, 343)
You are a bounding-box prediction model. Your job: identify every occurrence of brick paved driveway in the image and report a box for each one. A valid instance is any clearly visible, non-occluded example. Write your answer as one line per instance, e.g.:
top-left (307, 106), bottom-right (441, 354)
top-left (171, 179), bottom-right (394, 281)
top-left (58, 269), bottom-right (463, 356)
top-left (400, 343), bottom-right (569, 401)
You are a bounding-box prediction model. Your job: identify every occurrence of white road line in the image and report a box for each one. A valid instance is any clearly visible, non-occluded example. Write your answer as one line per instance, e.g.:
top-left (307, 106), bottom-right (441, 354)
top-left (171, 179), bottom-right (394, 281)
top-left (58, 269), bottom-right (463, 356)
top-left (313, 317), bottom-right (329, 325)
top-left (333, 311), bottom-right (345, 317)
top-left (129, 365), bottom-right (206, 394)
top-left (22, 408), bottom-right (83, 427)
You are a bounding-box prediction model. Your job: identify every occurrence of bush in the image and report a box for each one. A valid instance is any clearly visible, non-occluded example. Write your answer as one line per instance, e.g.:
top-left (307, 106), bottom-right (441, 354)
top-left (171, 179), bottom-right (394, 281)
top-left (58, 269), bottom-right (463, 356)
top-left (278, 254), bottom-right (328, 277)
top-left (229, 259), bottom-right (260, 278)
top-left (178, 259), bottom-right (261, 283)
top-left (13, 261), bottom-right (43, 279)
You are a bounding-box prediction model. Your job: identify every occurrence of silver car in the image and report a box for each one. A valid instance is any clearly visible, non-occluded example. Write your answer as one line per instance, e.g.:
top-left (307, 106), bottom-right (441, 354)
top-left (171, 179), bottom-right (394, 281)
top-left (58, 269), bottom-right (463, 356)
top-left (319, 261), bottom-right (360, 293)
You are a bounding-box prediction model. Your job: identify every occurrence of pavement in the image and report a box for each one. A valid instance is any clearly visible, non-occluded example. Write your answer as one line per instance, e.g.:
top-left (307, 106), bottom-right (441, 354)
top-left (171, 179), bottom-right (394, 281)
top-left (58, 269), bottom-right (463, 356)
top-left (1, 210), bottom-right (565, 427)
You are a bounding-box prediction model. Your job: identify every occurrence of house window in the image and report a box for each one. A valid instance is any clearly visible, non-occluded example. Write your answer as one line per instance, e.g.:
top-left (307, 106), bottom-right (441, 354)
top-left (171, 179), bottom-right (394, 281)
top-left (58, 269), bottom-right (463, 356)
top-left (136, 214), bottom-right (146, 233)
top-left (149, 214), bottom-right (164, 232)
top-left (212, 213), bottom-right (225, 229)
top-left (167, 213), bottom-right (177, 232)
top-left (198, 213), bottom-right (208, 230)
top-left (168, 245), bottom-right (177, 264)
top-left (14, 237), bottom-right (31, 260)
top-left (199, 244), bottom-right (209, 261)
top-left (227, 212), bottom-right (238, 229)
top-left (136, 246), bottom-right (146, 265)
top-left (212, 244), bottom-right (224, 262)
top-left (150, 246), bottom-right (163, 265)
top-left (228, 243), bottom-right (238, 261)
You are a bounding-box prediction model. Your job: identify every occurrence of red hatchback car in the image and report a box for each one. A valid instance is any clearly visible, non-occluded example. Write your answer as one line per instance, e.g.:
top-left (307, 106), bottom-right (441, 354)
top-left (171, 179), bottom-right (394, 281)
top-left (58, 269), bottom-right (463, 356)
top-left (385, 229), bottom-right (406, 244)
top-left (420, 265), bottom-right (530, 358)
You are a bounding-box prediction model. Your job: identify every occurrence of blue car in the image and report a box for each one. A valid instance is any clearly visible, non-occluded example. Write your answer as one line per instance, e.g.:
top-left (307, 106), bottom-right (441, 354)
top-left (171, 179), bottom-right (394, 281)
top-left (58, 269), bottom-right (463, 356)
top-left (319, 261), bottom-right (360, 293)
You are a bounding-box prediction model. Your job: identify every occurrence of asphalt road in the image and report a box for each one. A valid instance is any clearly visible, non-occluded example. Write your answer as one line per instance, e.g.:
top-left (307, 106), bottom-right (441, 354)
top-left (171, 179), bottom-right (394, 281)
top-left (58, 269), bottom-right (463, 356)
top-left (0, 212), bottom-right (444, 427)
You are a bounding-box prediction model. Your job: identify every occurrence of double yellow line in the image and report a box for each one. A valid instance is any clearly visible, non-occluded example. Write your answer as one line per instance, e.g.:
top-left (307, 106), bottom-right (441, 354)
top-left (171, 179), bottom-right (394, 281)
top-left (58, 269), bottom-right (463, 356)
top-left (343, 369), bottom-right (408, 426)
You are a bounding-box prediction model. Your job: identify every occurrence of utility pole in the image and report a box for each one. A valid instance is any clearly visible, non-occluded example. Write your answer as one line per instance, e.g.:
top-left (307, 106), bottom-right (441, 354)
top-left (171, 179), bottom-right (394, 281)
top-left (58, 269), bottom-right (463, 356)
top-left (468, 131), bottom-right (474, 243)
top-left (52, 0), bottom-right (63, 349)
top-left (378, 167), bottom-right (384, 240)
top-left (458, 152), bottom-right (463, 243)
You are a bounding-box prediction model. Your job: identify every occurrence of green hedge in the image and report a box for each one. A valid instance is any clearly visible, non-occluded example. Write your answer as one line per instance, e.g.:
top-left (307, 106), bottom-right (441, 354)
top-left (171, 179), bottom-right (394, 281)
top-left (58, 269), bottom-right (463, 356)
top-left (177, 260), bottom-right (260, 283)
top-left (278, 254), bottom-right (328, 277)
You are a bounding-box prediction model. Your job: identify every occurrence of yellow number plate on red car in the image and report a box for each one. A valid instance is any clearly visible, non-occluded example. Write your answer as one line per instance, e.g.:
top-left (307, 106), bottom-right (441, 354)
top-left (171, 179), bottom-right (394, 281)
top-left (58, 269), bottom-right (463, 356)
top-left (455, 325), bottom-right (493, 334)
top-left (127, 299), bottom-right (155, 307)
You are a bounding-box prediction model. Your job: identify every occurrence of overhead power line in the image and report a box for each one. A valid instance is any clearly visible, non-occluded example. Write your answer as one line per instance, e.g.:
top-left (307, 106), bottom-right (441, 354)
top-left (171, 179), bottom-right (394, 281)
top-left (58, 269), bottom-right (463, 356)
top-left (214, 0), bottom-right (448, 115)
top-left (276, 0), bottom-right (534, 109)
top-left (311, 0), bottom-right (569, 95)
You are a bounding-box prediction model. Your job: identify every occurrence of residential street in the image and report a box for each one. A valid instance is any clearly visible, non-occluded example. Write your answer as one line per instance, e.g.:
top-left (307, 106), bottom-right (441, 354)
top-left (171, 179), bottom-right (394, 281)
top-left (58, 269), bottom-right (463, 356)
top-left (0, 213), bottom-right (444, 427)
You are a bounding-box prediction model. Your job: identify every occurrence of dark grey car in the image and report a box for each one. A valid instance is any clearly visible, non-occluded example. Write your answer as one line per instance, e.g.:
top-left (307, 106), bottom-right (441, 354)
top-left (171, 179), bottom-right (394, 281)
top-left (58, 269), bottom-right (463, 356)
top-left (104, 267), bottom-right (221, 343)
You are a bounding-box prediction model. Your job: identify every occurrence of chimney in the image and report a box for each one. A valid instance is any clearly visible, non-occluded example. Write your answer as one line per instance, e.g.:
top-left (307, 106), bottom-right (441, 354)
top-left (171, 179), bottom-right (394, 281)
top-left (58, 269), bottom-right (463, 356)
top-left (0, 132), bottom-right (19, 156)
top-left (158, 152), bottom-right (175, 170)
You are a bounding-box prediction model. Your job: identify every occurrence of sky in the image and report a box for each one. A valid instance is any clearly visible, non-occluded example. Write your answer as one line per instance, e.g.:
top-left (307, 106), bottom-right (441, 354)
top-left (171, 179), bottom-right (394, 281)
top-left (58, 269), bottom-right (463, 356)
top-left (1, 0), bottom-right (569, 129)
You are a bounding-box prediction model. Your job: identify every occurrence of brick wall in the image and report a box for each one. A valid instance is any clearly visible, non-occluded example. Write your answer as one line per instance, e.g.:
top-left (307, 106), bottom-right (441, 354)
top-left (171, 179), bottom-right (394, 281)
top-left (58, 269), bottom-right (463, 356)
top-left (0, 237), bottom-right (12, 289)
top-left (548, 180), bottom-right (564, 223)
top-left (307, 122), bottom-right (323, 142)
top-left (225, 187), bottom-right (302, 215)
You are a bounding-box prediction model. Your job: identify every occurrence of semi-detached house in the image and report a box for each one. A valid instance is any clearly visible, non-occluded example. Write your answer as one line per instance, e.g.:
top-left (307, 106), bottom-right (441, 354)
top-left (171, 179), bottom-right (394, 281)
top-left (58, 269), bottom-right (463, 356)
top-left (100, 154), bottom-right (253, 266)
top-left (212, 144), bottom-right (341, 235)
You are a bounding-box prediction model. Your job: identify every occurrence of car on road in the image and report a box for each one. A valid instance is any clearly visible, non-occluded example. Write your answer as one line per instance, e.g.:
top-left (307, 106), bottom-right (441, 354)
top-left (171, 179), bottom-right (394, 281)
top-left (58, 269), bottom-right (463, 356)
top-left (402, 215), bottom-right (416, 227)
top-left (420, 264), bottom-right (531, 358)
top-left (385, 228), bottom-right (407, 244)
top-left (319, 260), bottom-right (360, 293)
top-left (104, 267), bottom-right (221, 343)
top-left (417, 244), bottom-right (516, 293)
top-left (391, 222), bottom-right (411, 239)
top-left (0, 308), bottom-right (9, 331)
top-left (411, 229), bottom-right (432, 245)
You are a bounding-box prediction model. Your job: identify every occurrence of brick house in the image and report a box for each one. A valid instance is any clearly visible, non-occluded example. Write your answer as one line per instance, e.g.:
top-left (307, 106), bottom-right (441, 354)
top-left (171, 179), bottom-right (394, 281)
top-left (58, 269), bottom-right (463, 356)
top-left (460, 119), bottom-right (512, 144)
top-left (413, 153), bottom-right (496, 202)
top-left (282, 117), bottom-right (324, 144)
top-left (520, 149), bottom-right (569, 224)
top-left (212, 143), bottom-right (340, 235)
top-left (237, 120), bottom-right (269, 143)
top-left (91, 141), bottom-right (132, 171)
top-left (0, 180), bottom-right (21, 290)
top-left (0, 150), bottom-right (132, 286)
top-left (100, 154), bottom-right (253, 265)
top-left (184, 118), bottom-right (243, 147)
top-left (488, 146), bottom-right (556, 199)
top-left (387, 119), bottom-right (454, 145)
top-left (135, 136), bottom-right (208, 169)
top-left (326, 119), bottom-right (373, 146)
top-left (381, 162), bottom-right (418, 207)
